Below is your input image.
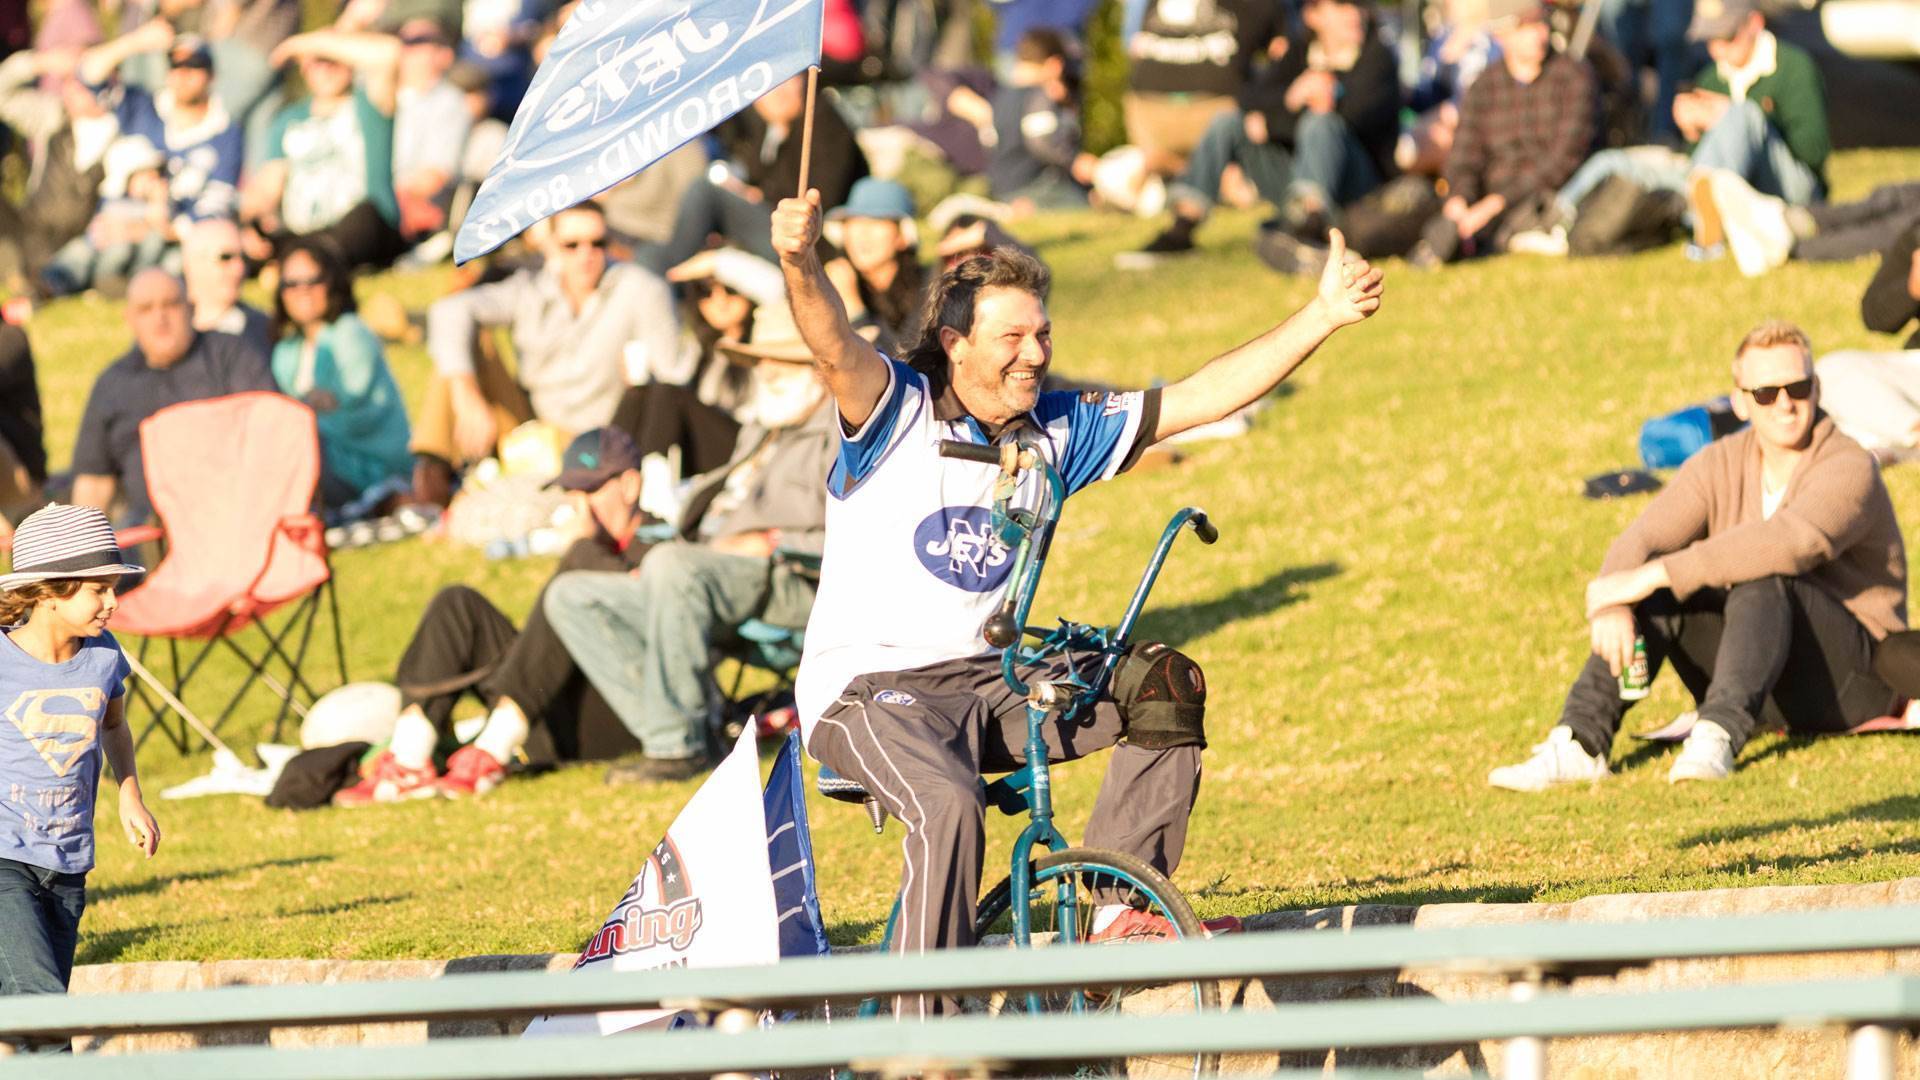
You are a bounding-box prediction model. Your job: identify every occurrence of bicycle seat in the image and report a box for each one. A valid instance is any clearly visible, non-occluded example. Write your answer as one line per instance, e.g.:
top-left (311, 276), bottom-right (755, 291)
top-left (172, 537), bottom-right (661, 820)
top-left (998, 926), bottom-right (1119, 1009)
top-left (815, 764), bottom-right (871, 804)
top-left (818, 765), bottom-right (887, 834)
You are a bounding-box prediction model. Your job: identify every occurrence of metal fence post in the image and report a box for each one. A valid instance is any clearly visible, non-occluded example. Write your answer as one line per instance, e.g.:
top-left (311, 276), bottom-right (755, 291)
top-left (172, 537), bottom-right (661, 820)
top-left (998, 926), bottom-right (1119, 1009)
top-left (1845, 1023), bottom-right (1896, 1080)
top-left (1504, 975), bottom-right (1547, 1080)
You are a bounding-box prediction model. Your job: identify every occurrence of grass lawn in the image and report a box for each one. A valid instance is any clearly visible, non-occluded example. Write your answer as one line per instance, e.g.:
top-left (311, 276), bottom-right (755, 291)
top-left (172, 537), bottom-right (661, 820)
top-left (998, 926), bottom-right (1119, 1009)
top-left (21, 148), bottom-right (1920, 963)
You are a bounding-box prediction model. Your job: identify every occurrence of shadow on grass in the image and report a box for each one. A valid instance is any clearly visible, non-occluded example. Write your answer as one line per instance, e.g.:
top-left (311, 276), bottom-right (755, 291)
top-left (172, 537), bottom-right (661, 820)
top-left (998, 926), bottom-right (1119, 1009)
top-left (1135, 563), bottom-right (1341, 649)
top-left (89, 855), bottom-right (336, 902)
top-left (1677, 793), bottom-right (1920, 848)
top-left (1700, 837), bottom-right (1920, 877)
top-left (276, 893), bottom-right (413, 919)
top-left (826, 917), bottom-right (890, 949)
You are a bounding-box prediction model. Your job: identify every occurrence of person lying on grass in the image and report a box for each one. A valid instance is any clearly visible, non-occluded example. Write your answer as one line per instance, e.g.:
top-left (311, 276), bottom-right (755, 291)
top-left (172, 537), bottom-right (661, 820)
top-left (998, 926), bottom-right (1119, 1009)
top-left (1491, 319), bottom-right (1907, 791)
top-left (772, 185), bottom-right (1383, 1011)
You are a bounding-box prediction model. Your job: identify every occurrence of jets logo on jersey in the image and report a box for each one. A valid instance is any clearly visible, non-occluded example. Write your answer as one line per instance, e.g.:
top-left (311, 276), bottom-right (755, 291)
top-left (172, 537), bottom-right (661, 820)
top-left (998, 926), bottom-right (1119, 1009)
top-left (914, 506), bottom-right (1013, 592)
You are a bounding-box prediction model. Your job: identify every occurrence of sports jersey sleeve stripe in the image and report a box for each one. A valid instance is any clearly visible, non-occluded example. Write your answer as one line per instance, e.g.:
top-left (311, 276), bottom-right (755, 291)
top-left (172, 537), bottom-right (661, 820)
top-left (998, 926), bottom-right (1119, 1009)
top-left (1052, 389), bottom-right (1150, 495)
top-left (830, 359), bottom-right (919, 498)
top-left (1115, 388), bottom-right (1163, 476)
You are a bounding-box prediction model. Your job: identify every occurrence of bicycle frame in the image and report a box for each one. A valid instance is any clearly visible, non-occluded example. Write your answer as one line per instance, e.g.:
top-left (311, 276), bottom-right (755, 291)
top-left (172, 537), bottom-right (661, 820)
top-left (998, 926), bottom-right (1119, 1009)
top-left (958, 442), bottom-right (1217, 955)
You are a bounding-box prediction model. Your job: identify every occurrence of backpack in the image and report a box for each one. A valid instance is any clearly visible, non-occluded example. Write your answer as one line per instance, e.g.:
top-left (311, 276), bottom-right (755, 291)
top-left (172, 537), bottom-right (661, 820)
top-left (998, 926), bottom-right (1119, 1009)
top-left (1639, 396), bottom-right (1745, 469)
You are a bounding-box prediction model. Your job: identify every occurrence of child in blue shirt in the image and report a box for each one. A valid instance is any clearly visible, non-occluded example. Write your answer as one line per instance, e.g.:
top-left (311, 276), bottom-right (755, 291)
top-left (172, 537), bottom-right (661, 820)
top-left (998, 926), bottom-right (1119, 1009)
top-left (0, 503), bottom-right (159, 1050)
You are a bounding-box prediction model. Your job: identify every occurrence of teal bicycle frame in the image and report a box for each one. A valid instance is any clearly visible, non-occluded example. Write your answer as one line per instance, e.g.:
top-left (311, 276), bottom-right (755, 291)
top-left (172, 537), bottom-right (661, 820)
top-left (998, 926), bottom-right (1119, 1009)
top-left (933, 439), bottom-right (1217, 954)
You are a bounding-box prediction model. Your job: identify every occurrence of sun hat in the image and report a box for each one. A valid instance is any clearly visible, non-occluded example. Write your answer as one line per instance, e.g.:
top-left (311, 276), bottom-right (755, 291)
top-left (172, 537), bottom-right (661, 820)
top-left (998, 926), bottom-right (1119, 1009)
top-left (824, 178), bottom-right (919, 251)
top-left (717, 302), bottom-right (818, 365)
top-left (0, 503), bottom-right (145, 592)
top-left (827, 178), bottom-right (917, 223)
top-left (547, 427), bottom-right (644, 492)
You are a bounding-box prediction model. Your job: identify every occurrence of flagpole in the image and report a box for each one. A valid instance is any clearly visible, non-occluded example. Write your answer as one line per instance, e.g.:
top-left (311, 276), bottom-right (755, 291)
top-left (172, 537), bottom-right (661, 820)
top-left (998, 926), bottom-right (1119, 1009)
top-left (796, 65), bottom-right (820, 197)
top-left (795, 0), bottom-right (824, 197)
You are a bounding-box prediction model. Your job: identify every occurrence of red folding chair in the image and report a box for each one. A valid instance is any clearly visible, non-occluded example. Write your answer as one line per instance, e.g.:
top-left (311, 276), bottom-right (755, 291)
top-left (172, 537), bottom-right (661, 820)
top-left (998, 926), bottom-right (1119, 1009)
top-left (111, 392), bottom-right (348, 751)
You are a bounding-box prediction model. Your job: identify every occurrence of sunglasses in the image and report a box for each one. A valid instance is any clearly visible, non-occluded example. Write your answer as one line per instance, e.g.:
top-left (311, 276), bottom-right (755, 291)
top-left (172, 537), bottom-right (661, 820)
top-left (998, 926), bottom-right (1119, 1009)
top-left (557, 238), bottom-right (608, 252)
top-left (280, 275), bottom-right (327, 290)
top-left (1742, 378), bottom-right (1814, 406)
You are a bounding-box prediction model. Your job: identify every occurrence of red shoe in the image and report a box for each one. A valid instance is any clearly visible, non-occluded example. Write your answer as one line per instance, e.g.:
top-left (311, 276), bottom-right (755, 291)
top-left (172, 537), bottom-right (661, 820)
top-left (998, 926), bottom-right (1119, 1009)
top-left (437, 745), bottom-right (507, 798)
top-left (1088, 909), bottom-right (1244, 944)
top-left (332, 751), bottom-right (439, 807)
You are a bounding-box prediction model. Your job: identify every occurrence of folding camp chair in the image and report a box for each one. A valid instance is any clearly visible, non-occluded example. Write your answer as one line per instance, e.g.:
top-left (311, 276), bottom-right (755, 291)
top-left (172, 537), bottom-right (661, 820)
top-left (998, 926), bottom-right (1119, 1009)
top-left (110, 392), bottom-right (347, 752)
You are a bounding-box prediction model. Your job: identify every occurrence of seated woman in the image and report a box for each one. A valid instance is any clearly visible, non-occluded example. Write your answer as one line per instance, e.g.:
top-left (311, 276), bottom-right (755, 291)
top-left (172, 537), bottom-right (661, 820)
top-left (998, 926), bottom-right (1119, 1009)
top-left (270, 238), bottom-right (412, 516)
top-left (608, 248), bottom-right (783, 485)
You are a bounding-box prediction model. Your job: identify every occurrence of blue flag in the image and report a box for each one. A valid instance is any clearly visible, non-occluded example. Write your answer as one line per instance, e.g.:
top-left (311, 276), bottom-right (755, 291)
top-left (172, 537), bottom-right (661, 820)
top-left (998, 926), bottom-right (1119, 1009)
top-left (454, 0), bottom-right (826, 264)
top-left (764, 730), bottom-right (831, 959)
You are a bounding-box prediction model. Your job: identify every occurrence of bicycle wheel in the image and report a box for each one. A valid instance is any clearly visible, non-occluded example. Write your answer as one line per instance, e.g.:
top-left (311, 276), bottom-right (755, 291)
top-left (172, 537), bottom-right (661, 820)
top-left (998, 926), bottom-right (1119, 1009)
top-left (968, 847), bottom-right (1221, 1080)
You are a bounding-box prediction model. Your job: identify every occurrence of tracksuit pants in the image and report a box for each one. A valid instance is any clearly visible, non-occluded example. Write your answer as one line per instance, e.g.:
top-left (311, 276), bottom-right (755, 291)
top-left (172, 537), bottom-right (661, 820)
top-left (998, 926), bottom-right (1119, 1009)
top-left (806, 652), bottom-right (1201, 1000)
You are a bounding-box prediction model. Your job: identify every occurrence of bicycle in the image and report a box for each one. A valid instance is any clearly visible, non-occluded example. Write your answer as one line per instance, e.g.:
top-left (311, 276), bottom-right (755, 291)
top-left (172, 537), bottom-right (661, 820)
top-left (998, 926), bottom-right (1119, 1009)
top-left (822, 437), bottom-right (1223, 1079)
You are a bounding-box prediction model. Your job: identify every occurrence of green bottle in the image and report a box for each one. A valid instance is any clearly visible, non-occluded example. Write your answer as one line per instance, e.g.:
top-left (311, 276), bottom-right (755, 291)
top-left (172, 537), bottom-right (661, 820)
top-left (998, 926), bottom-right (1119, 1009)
top-left (1619, 635), bottom-right (1651, 700)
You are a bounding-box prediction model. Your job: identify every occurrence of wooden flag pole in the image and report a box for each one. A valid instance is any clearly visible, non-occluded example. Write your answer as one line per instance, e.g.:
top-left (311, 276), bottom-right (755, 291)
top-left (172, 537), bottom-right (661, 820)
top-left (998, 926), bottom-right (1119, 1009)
top-left (795, 64), bottom-right (820, 198)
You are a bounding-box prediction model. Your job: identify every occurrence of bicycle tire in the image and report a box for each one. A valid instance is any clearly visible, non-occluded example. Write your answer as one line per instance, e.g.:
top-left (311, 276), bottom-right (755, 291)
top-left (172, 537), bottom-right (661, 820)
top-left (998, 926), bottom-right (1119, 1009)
top-left (969, 847), bottom-right (1221, 1080)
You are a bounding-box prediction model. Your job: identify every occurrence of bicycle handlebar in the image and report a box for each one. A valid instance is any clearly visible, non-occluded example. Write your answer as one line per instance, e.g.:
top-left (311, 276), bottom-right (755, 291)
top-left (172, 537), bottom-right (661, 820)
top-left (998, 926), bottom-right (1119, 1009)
top-left (937, 440), bottom-right (1003, 465)
top-left (1189, 511), bottom-right (1218, 545)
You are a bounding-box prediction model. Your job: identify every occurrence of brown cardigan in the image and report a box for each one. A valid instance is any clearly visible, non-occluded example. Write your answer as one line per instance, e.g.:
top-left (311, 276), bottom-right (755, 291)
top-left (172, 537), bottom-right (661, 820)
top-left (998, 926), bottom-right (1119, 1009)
top-left (1600, 415), bottom-right (1908, 639)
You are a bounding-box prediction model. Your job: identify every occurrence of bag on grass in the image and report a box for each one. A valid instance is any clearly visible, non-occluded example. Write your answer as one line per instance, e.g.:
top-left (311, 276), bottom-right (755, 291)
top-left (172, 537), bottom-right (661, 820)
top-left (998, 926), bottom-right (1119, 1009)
top-left (1639, 396), bottom-right (1744, 469)
top-left (266, 742), bottom-right (373, 810)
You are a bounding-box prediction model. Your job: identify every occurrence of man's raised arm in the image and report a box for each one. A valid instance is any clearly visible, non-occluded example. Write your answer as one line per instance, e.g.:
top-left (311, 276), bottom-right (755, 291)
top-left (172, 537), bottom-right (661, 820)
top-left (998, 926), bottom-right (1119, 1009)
top-left (1153, 229), bottom-right (1384, 443)
top-left (772, 191), bottom-right (890, 429)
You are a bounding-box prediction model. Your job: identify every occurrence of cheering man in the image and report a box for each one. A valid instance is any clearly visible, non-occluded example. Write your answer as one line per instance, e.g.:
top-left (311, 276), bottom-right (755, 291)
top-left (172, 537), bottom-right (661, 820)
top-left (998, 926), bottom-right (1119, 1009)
top-left (770, 186), bottom-right (1383, 1000)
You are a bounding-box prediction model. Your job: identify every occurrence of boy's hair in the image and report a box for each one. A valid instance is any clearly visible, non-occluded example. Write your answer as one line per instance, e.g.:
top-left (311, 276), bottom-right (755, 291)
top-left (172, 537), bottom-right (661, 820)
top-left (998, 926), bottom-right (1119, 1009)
top-left (1732, 319), bottom-right (1814, 374)
top-left (903, 247), bottom-right (1051, 395)
top-left (0, 579), bottom-right (85, 626)
top-left (1015, 27), bottom-right (1073, 65)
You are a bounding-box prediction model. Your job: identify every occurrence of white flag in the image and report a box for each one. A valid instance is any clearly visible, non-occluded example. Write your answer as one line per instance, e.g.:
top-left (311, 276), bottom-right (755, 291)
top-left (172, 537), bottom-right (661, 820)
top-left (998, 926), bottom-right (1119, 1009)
top-left (525, 727), bottom-right (782, 1037)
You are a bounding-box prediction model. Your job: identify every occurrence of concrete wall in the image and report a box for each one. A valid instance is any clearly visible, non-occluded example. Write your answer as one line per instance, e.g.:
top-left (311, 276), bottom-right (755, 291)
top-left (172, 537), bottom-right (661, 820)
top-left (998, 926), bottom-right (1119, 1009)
top-left (69, 877), bottom-right (1920, 1075)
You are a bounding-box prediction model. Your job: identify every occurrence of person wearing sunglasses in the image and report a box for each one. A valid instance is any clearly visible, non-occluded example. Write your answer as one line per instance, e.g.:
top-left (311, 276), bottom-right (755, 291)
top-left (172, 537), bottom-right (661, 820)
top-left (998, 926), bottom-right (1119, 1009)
top-left (269, 238), bottom-right (412, 515)
top-left (1493, 320), bottom-right (1907, 791)
top-left (408, 201), bottom-right (681, 506)
top-left (181, 218), bottom-right (272, 361)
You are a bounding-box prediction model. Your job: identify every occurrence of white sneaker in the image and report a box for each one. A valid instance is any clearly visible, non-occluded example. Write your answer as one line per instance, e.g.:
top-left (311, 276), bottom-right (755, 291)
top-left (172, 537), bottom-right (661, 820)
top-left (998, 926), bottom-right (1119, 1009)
top-left (1704, 170), bottom-right (1793, 278)
top-left (1488, 726), bottom-right (1610, 792)
top-left (1669, 719), bottom-right (1735, 783)
top-left (1506, 225), bottom-right (1569, 257)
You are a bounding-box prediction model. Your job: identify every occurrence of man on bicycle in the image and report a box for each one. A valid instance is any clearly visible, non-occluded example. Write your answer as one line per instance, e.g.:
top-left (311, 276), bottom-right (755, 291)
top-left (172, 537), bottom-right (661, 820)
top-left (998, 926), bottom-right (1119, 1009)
top-left (771, 189), bottom-right (1383, 978)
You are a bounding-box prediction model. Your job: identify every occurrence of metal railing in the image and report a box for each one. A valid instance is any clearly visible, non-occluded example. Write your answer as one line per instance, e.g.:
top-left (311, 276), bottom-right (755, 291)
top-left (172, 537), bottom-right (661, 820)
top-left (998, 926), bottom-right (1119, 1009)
top-left (3, 905), bottom-right (1919, 1078)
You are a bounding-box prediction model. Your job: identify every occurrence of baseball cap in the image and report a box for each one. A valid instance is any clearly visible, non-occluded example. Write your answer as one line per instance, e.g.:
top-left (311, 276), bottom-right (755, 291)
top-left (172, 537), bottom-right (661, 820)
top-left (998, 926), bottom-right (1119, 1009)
top-left (547, 427), bottom-right (643, 491)
top-left (169, 35), bottom-right (214, 71)
top-left (398, 20), bottom-right (452, 47)
top-left (1687, 0), bottom-right (1758, 41)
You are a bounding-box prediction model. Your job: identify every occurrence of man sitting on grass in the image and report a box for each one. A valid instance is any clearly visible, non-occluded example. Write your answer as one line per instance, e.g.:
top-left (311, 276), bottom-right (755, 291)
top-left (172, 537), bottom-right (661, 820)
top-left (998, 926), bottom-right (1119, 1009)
top-left (334, 427), bottom-right (656, 805)
top-left (1490, 320), bottom-right (1907, 791)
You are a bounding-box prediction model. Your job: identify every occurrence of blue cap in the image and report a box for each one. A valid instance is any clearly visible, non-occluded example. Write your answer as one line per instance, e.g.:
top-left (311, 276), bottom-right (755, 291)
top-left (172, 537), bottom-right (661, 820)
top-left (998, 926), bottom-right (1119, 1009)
top-left (547, 427), bottom-right (642, 491)
top-left (827, 178), bottom-right (916, 222)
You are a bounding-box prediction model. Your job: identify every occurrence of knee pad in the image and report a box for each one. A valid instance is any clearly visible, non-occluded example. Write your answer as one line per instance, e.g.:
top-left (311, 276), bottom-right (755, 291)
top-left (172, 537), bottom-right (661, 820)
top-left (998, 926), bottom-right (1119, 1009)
top-left (1113, 642), bottom-right (1207, 750)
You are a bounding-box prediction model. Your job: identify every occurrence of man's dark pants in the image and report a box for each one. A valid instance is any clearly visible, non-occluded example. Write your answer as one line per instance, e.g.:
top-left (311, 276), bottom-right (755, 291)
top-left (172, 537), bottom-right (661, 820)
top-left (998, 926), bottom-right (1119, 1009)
top-left (393, 538), bottom-right (643, 762)
top-left (1559, 577), bottom-right (1898, 757)
top-left (0, 857), bottom-right (85, 1052)
top-left (807, 651), bottom-right (1200, 1013)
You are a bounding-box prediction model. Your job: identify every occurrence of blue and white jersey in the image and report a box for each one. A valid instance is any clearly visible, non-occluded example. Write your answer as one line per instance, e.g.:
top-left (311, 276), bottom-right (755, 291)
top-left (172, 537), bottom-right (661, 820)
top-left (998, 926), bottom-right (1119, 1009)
top-left (795, 358), bottom-right (1158, 744)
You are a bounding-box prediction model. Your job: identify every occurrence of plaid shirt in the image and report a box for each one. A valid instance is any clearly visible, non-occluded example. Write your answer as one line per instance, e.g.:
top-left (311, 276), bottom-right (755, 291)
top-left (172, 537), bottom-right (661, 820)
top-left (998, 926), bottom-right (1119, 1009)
top-left (1444, 52), bottom-right (1597, 207)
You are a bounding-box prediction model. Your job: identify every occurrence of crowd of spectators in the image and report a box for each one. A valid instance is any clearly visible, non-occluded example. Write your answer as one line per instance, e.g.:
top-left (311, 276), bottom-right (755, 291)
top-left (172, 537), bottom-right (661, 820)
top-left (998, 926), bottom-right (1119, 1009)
top-left (1, 0), bottom-right (1916, 795)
